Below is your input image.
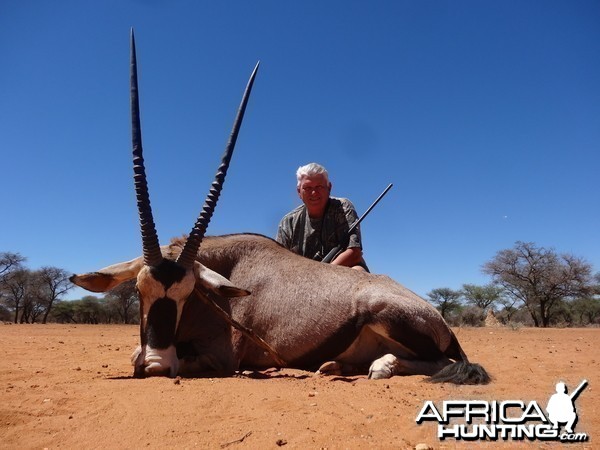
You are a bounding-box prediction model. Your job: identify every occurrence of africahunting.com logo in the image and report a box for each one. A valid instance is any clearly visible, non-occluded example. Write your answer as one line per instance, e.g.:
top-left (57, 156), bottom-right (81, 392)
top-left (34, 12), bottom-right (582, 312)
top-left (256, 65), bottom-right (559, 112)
top-left (416, 380), bottom-right (589, 443)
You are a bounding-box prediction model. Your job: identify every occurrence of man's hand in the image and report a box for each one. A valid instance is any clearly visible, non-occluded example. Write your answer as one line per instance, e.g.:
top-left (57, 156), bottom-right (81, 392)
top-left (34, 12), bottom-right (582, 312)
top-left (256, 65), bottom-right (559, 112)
top-left (331, 247), bottom-right (364, 270)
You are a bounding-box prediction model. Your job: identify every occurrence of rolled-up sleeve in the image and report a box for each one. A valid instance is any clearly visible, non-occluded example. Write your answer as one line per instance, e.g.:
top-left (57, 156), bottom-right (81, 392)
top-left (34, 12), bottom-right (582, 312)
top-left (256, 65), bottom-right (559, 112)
top-left (339, 199), bottom-right (362, 249)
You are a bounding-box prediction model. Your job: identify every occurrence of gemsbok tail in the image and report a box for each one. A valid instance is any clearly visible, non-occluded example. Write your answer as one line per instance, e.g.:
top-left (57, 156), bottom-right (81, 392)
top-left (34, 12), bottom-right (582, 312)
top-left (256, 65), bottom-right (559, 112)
top-left (429, 329), bottom-right (491, 385)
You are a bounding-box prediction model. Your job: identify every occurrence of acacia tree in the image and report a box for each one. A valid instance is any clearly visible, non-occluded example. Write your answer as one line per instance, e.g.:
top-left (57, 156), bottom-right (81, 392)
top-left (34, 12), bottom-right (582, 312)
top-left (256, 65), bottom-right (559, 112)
top-left (51, 300), bottom-right (78, 323)
top-left (483, 241), bottom-right (594, 327)
top-left (0, 252), bottom-right (27, 322)
top-left (75, 296), bottom-right (104, 324)
top-left (496, 296), bottom-right (522, 324)
top-left (427, 287), bottom-right (462, 320)
top-left (35, 267), bottom-right (73, 324)
top-left (106, 280), bottom-right (138, 324)
top-left (0, 252), bottom-right (26, 277)
top-left (20, 281), bottom-right (47, 323)
top-left (1, 269), bottom-right (30, 323)
top-left (461, 283), bottom-right (503, 313)
top-left (570, 297), bottom-right (600, 325)
top-left (1, 253), bottom-right (76, 323)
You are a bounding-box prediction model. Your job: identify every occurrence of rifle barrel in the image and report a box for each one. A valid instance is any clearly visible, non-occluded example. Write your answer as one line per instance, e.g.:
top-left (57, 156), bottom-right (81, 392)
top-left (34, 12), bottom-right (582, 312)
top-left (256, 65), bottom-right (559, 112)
top-left (349, 183), bottom-right (393, 234)
top-left (321, 183), bottom-right (393, 263)
top-left (569, 379), bottom-right (588, 400)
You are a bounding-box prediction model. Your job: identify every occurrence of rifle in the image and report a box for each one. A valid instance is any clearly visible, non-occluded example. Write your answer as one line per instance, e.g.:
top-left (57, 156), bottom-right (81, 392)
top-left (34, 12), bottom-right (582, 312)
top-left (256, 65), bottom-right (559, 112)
top-left (569, 379), bottom-right (588, 401)
top-left (321, 183), bottom-right (393, 263)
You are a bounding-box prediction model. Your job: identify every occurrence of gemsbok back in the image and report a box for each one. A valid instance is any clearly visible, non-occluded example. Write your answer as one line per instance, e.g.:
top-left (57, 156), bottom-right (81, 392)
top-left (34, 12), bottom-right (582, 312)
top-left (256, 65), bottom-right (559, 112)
top-left (71, 31), bottom-right (490, 384)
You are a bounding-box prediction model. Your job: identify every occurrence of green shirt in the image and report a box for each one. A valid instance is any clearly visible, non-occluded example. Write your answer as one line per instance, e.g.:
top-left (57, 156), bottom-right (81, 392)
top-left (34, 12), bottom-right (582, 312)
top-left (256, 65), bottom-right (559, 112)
top-left (276, 197), bottom-right (362, 261)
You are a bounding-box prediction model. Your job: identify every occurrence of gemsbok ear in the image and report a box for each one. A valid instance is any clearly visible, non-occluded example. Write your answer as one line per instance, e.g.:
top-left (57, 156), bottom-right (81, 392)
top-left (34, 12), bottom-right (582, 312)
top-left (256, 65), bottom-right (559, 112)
top-left (70, 257), bottom-right (145, 292)
top-left (194, 261), bottom-right (251, 298)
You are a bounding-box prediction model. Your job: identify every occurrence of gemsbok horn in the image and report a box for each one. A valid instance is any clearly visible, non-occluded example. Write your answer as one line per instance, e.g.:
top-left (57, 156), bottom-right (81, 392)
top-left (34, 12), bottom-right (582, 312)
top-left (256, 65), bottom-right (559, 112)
top-left (70, 29), bottom-right (259, 377)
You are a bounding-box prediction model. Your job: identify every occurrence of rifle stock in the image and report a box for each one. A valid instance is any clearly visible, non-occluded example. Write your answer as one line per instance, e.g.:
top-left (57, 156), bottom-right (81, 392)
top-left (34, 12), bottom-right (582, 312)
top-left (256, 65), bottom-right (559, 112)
top-left (321, 183), bottom-right (393, 264)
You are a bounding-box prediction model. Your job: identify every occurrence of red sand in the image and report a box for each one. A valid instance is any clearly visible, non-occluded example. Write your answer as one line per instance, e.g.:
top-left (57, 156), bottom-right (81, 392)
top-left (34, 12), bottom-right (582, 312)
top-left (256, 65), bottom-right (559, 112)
top-left (1, 324), bottom-right (597, 449)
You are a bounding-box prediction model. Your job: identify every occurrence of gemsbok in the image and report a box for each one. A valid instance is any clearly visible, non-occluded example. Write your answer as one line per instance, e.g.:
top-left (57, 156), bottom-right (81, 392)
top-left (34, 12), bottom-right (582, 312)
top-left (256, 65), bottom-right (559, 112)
top-left (70, 31), bottom-right (490, 384)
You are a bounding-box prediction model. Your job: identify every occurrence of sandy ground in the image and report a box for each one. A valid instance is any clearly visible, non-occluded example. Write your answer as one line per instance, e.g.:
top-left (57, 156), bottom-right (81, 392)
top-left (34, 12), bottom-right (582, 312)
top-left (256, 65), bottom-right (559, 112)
top-left (0, 324), bottom-right (597, 450)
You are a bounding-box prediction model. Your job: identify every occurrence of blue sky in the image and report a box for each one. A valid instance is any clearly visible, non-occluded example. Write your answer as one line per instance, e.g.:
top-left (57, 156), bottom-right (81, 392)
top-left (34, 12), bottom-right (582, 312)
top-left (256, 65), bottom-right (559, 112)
top-left (1, 1), bottom-right (598, 300)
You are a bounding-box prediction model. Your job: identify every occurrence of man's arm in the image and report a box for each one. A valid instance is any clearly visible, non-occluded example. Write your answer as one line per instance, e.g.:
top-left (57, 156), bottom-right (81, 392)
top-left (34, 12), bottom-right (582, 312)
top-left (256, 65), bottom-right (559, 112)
top-left (328, 199), bottom-right (363, 267)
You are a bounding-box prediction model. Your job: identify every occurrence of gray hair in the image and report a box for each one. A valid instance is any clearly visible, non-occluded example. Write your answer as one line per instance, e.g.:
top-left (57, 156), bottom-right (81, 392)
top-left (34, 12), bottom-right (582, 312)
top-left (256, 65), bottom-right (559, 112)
top-left (296, 162), bottom-right (329, 187)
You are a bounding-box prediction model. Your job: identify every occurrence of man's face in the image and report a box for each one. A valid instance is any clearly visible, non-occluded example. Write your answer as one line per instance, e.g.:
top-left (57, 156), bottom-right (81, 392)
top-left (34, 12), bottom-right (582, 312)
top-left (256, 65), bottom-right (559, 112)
top-left (297, 173), bottom-right (331, 217)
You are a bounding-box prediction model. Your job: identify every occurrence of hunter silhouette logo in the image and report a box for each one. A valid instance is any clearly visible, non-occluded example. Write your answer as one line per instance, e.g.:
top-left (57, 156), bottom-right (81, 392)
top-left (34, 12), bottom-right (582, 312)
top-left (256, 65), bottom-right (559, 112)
top-left (416, 379), bottom-right (589, 442)
top-left (546, 380), bottom-right (587, 435)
